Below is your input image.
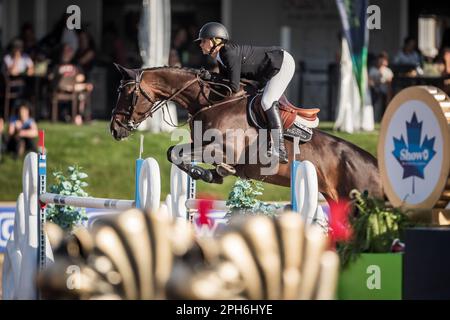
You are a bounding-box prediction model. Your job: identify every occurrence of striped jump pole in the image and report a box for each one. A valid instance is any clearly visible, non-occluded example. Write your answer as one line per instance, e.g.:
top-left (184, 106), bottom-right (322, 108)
top-left (39, 194), bottom-right (135, 210)
top-left (37, 132), bottom-right (147, 211)
top-left (37, 133), bottom-right (160, 214)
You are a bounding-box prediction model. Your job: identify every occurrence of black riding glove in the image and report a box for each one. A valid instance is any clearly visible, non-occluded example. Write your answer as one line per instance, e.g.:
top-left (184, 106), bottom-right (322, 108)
top-left (199, 68), bottom-right (212, 81)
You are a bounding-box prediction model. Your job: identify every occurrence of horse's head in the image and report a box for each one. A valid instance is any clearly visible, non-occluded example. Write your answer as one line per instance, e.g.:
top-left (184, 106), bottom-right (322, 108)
top-left (110, 64), bottom-right (155, 140)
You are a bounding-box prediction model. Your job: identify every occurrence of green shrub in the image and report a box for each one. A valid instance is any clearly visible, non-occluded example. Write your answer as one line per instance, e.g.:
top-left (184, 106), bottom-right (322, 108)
top-left (337, 189), bottom-right (411, 268)
top-left (45, 165), bottom-right (89, 231)
top-left (226, 178), bottom-right (281, 217)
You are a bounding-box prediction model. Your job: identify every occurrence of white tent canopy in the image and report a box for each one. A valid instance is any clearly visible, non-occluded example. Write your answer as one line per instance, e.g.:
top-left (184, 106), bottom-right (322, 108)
top-left (334, 37), bottom-right (374, 133)
top-left (138, 0), bottom-right (178, 133)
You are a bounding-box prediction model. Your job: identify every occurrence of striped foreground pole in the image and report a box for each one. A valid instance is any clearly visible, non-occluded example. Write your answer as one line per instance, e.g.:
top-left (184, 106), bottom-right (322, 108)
top-left (185, 199), bottom-right (228, 211)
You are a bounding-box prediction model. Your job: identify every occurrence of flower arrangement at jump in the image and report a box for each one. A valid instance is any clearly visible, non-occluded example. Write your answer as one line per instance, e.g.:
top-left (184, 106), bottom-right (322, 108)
top-left (45, 165), bottom-right (89, 231)
top-left (336, 189), bottom-right (411, 267)
top-left (225, 178), bottom-right (281, 217)
top-left (334, 189), bottom-right (413, 299)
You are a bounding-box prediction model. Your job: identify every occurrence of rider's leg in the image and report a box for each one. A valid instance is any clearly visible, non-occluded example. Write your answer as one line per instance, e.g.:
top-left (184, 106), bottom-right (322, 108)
top-left (261, 50), bottom-right (296, 164)
top-left (264, 101), bottom-right (288, 163)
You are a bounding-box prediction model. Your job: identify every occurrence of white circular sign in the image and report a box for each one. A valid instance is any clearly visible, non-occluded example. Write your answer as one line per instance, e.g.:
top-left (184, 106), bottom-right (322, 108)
top-left (384, 100), bottom-right (443, 204)
top-left (378, 86), bottom-right (450, 209)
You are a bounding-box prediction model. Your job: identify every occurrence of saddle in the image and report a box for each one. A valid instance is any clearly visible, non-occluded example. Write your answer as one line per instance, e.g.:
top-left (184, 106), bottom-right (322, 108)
top-left (203, 75), bottom-right (320, 142)
top-left (247, 93), bottom-right (320, 142)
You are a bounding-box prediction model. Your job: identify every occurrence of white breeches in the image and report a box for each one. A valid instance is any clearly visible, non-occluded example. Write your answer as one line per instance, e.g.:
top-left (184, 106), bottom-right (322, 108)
top-left (261, 50), bottom-right (296, 111)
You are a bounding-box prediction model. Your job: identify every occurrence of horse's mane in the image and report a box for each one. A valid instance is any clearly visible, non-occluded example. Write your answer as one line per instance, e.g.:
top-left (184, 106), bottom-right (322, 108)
top-left (140, 65), bottom-right (258, 94)
top-left (142, 65), bottom-right (200, 76)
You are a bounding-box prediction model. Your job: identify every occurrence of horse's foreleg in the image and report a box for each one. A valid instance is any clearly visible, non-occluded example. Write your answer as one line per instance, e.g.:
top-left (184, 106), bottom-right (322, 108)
top-left (167, 144), bottom-right (224, 184)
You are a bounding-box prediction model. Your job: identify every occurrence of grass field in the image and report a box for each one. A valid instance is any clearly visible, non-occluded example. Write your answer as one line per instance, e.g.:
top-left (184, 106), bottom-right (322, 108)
top-left (0, 121), bottom-right (379, 202)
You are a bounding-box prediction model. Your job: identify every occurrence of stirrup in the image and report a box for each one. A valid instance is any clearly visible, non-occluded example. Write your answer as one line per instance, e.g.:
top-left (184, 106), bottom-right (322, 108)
top-left (267, 147), bottom-right (289, 164)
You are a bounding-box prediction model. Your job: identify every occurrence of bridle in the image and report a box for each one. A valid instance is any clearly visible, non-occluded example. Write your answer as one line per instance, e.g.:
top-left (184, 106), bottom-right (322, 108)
top-left (112, 69), bottom-right (244, 131)
top-left (112, 71), bottom-right (157, 131)
top-left (112, 70), bottom-right (202, 131)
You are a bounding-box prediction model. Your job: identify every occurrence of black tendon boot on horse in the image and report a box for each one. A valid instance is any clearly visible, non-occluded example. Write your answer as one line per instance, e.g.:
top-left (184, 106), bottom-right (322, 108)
top-left (265, 101), bottom-right (289, 164)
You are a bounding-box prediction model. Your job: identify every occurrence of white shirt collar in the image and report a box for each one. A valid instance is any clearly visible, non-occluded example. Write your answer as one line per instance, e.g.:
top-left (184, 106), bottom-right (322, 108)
top-left (216, 52), bottom-right (225, 66)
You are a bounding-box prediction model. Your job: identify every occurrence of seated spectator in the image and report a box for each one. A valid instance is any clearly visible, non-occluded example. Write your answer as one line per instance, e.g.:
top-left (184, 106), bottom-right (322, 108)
top-left (49, 44), bottom-right (93, 125)
top-left (6, 100), bottom-right (38, 158)
top-left (369, 52), bottom-right (394, 122)
top-left (3, 38), bottom-right (34, 76)
top-left (393, 37), bottom-right (423, 76)
top-left (436, 47), bottom-right (450, 96)
top-left (436, 47), bottom-right (450, 76)
top-left (74, 30), bottom-right (96, 80)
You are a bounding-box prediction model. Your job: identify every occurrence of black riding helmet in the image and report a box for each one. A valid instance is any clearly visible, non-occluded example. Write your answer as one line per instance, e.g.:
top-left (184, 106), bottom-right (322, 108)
top-left (195, 22), bottom-right (229, 42)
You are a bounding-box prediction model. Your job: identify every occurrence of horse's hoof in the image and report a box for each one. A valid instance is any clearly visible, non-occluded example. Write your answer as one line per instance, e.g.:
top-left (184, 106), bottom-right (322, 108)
top-left (279, 155), bottom-right (289, 164)
top-left (189, 167), bottom-right (214, 183)
top-left (216, 163), bottom-right (236, 177)
top-left (189, 167), bottom-right (203, 180)
top-left (201, 170), bottom-right (214, 183)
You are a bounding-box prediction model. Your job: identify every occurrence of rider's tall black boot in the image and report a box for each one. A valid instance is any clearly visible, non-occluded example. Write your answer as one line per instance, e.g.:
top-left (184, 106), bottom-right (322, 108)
top-left (265, 101), bottom-right (289, 164)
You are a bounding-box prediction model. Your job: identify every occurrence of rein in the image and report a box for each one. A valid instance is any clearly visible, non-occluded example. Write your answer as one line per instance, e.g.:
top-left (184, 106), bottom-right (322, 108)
top-left (188, 93), bottom-right (249, 126)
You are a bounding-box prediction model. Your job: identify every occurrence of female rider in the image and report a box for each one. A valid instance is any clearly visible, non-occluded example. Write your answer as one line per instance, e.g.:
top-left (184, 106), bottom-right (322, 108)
top-left (196, 22), bottom-right (295, 163)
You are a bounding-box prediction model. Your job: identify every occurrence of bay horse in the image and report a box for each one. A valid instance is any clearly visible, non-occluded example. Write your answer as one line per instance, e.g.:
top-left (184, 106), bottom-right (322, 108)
top-left (110, 64), bottom-right (383, 204)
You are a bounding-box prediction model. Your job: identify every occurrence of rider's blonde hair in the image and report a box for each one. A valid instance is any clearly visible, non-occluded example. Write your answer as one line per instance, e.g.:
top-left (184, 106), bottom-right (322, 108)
top-left (212, 37), bottom-right (224, 46)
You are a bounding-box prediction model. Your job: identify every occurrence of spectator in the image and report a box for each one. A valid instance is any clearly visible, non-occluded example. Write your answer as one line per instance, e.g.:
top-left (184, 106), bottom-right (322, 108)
top-left (49, 44), bottom-right (78, 89)
top-left (393, 37), bottom-right (423, 75)
top-left (49, 44), bottom-right (93, 125)
top-left (3, 38), bottom-right (34, 76)
top-left (74, 30), bottom-right (96, 79)
top-left (172, 27), bottom-right (190, 65)
top-left (436, 47), bottom-right (450, 76)
top-left (6, 100), bottom-right (38, 158)
top-left (168, 48), bottom-right (182, 67)
top-left (436, 47), bottom-right (450, 96)
top-left (369, 52), bottom-right (394, 122)
top-left (62, 28), bottom-right (79, 54)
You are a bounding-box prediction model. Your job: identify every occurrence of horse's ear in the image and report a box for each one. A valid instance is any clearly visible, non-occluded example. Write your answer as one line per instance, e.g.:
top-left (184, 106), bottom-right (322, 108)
top-left (114, 63), bottom-right (136, 80)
